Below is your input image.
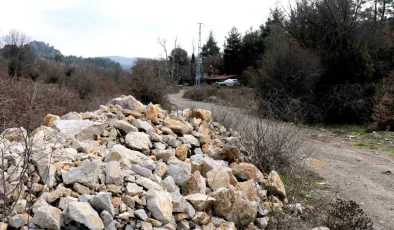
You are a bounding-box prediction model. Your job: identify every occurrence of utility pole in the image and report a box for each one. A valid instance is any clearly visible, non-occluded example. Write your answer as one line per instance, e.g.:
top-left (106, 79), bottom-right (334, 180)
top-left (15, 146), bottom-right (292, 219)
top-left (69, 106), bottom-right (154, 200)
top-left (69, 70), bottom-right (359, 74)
top-left (196, 22), bottom-right (203, 86)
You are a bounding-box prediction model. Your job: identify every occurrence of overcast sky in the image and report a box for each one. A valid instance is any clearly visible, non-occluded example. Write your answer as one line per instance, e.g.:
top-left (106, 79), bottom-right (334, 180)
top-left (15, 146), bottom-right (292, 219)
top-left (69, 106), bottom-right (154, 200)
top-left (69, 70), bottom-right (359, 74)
top-left (0, 0), bottom-right (282, 58)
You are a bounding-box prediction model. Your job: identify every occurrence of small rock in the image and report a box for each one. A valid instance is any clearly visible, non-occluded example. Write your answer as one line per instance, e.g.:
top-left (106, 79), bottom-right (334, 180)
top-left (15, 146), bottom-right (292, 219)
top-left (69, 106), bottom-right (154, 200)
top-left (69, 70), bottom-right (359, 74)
top-left (186, 170), bottom-right (206, 195)
top-left (43, 114), bottom-right (60, 128)
top-left (152, 149), bottom-right (175, 162)
top-left (9, 213), bottom-right (31, 228)
top-left (192, 109), bottom-right (212, 122)
top-left (118, 212), bottom-right (132, 220)
top-left (113, 120), bottom-right (138, 134)
top-left (131, 164), bottom-right (153, 178)
top-left (135, 209), bottom-right (149, 221)
top-left (154, 162), bottom-right (168, 178)
top-left (105, 161), bottom-right (123, 185)
top-left (58, 196), bottom-right (78, 210)
top-left (175, 144), bottom-right (190, 161)
top-left (132, 119), bottom-right (154, 133)
top-left (285, 203), bottom-right (303, 215)
top-left (62, 161), bottom-right (100, 188)
top-left (177, 220), bottom-right (190, 230)
top-left (73, 183), bottom-right (91, 195)
top-left (184, 193), bottom-right (215, 211)
top-left (32, 204), bottom-right (63, 229)
top-left (46, 186), bottom-right (72, 203)
top-left (125, 132), bottom-right (152, 151)
top-left (167, 138), bottom-right (183, 148)
top-left (91, 192), bottom-right (116, 217)
top-left (0, 222), bottom-right (8, 230)
top-left (236, 179), bottom-right (260, 203)
top-left (206, 167), bottom-right (236, 191)
top-left (126, 183), bottom-right (144, 196)
top-left (164, 117), bottom-right (192, 134)
top-left (192, 212), bottom-right (211, 225)
top-left (146, 189), bottom-right (173, 224)
top-left (67, 202), bottom-right (104, 230)
top-left (153, 142), bottom-right (166, 150)
top-left (147, 218), bottom-right (162, 227)
top-left (166, 163), bottom-right (191, 187)
top-left (122, 195), bottom-right (135, 209)
top-left (264, 196), bottom-right (284, 213)
top-left (136, 177), bottom-right (163, 191)
top-left (100, 210), bottom-right (116, 230)
top-left (211, 187), bottom-right (258, 226)
top-left (146, 104), bottom-right (164, 124)
top-left (107, 95), bottom-right (146, 113)
top-left (255, 217), bottom-right (269, 229)
top-left (231, 163), bottom-right (265, 183)
top-left (61, 112), bottom-right (81, 120)
top-left (182, 135), bottom-right (200, 147)
top-left (218, 222), bottom-right (237, 230)
top-left (265, 170), bottom-right (286, 199)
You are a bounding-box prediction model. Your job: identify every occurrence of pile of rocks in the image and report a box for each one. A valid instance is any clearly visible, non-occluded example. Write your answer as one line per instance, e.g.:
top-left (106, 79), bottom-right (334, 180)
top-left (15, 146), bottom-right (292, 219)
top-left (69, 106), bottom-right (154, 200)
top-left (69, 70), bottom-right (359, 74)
top-left (0, 95), bottom-right (290, 230)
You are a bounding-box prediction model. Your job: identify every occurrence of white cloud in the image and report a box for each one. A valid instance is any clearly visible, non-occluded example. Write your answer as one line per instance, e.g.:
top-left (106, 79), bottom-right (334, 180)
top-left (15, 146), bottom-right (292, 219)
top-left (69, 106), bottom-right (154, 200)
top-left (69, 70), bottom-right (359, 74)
top-left (0, 0), bottom-right (282, 58)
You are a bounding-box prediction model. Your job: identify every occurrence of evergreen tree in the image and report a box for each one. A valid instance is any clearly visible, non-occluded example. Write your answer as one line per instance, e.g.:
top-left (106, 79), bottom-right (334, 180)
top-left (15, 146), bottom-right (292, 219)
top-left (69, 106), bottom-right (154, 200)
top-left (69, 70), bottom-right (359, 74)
top-left (223, 27), bottom-right (242, 75)
top-left (201, 31), bottom-right (220, 58)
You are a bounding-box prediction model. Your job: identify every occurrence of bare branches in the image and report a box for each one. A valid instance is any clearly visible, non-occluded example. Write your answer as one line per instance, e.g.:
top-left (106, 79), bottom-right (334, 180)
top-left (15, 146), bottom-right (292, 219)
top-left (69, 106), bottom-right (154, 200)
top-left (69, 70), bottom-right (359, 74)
top-left (157, 36), bottom-right (181, 82)
top-left (2, 29), bottom-right (31, 47)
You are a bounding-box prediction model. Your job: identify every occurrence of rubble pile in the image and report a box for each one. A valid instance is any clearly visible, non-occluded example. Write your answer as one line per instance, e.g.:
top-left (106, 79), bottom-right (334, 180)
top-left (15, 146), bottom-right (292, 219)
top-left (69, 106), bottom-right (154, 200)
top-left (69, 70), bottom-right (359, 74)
top-left (0, 95), bottom-right (291, 230)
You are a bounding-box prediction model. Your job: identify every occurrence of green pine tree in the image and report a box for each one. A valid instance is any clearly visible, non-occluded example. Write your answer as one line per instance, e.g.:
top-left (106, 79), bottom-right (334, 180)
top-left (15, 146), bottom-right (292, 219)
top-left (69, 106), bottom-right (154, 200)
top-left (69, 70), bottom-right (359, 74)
top-left (201, 31), bottom-right (220, 58)
top-left (223, 27), bottom-right (242, 75)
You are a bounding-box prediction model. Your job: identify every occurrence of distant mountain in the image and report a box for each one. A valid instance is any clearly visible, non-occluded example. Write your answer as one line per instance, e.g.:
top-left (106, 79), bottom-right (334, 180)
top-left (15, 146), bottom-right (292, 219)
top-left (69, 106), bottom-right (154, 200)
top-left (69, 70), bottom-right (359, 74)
top-left (29, 41), bottom-right (137, 69)
top-left (30, 41), bottom-right (62, 58)
top-left (104, 56), bottom-right (138, 69)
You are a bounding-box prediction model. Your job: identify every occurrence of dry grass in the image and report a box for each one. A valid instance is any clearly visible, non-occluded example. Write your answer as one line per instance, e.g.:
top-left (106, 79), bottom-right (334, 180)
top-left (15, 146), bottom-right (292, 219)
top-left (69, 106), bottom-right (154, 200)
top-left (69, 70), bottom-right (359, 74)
top-left (183, 85), bottom-right (257, 112)
top-left (210, 107), bottom-right (336, 229)
top-left (0, 77), bottom-right (103, 132)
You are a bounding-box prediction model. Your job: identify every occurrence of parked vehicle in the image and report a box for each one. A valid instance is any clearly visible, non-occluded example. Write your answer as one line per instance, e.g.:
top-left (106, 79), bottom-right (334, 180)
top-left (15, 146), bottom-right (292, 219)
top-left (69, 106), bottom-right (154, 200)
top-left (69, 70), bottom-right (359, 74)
top-left (213, 81), bottom-right (226, 87)
top-left (223, 79), bottom-right (240, 86)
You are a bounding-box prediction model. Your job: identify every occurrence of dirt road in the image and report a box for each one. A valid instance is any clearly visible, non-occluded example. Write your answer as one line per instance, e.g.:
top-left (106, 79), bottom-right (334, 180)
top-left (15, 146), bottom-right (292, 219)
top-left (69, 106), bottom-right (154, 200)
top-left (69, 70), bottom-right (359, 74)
top-left (169, 90), bottom-right (394, 230)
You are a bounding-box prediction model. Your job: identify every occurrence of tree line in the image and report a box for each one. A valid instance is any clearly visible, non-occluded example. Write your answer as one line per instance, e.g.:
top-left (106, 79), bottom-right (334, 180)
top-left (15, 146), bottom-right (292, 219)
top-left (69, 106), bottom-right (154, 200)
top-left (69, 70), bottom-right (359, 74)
top-left (197, 0), bottom-right (394, 128)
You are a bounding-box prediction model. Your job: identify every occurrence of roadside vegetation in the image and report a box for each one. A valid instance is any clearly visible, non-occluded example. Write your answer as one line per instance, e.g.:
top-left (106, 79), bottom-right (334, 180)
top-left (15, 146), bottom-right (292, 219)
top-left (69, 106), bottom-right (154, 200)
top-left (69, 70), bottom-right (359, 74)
top-left (0, 30), bottom-right (180, 132)
top-left (186, 0), bottom-right (394, 129)
top-left (182, 85), bottom-right (257, 111)
top-left (209, 107), bottom-right (375, 229)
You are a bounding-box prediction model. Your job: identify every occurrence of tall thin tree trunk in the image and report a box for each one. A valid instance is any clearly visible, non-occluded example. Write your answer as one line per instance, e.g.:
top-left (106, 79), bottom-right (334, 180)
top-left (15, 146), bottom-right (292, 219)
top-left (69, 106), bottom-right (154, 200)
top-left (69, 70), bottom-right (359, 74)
top-left (374, 0), bottom-right (378, 22)
top-left (381, 0), bottom-right (387, 21)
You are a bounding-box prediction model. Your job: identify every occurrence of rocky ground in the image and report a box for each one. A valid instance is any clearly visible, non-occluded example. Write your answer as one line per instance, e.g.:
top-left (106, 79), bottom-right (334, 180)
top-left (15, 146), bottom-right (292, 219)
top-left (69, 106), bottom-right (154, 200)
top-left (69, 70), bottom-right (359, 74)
top-left (0, 95), bottom-right (326, 229)
top-left (169, 89), bottom-right (394, 230)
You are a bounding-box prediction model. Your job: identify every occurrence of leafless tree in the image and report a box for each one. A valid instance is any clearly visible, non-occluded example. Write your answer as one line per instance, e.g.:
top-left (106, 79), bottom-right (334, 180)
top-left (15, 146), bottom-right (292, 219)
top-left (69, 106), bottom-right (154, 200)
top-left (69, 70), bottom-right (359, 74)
top-left (157, 37), bottom-right (169, 79)
top-left (1, 29), bottom-right (33, 78)
top-left (157, 36), bottom-right (178, 82)
top-left (2, 29), bottom-right (30, 47)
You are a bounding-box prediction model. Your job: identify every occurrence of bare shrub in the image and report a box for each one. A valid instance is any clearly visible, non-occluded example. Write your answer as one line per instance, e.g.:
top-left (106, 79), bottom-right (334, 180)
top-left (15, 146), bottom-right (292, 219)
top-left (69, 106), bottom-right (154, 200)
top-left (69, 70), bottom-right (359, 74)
top-left (372, 72), bottom-right (394, 131)
top-left (242, 120), bottom-right (313, 175)
top-left (210, 104), bottom-right (312, 175)
top-left (326, 198), bottom-right (373, 230)
top-left (182, 85), bottom-right (218, 102)
top-left (183, 86), bottom-right (257, 112)
top-left (37, 59), bottom-right (66, 84)
top-left (127, 59), bottom-right (171, 106)
top-left (0, 77), bottom-right (89, 132)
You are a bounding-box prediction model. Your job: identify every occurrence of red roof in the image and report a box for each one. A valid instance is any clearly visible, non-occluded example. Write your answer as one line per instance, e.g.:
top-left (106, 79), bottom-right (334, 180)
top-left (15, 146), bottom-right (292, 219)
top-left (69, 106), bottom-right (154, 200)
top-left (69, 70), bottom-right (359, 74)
top-left (203, 75), bottom-right (237, 81)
